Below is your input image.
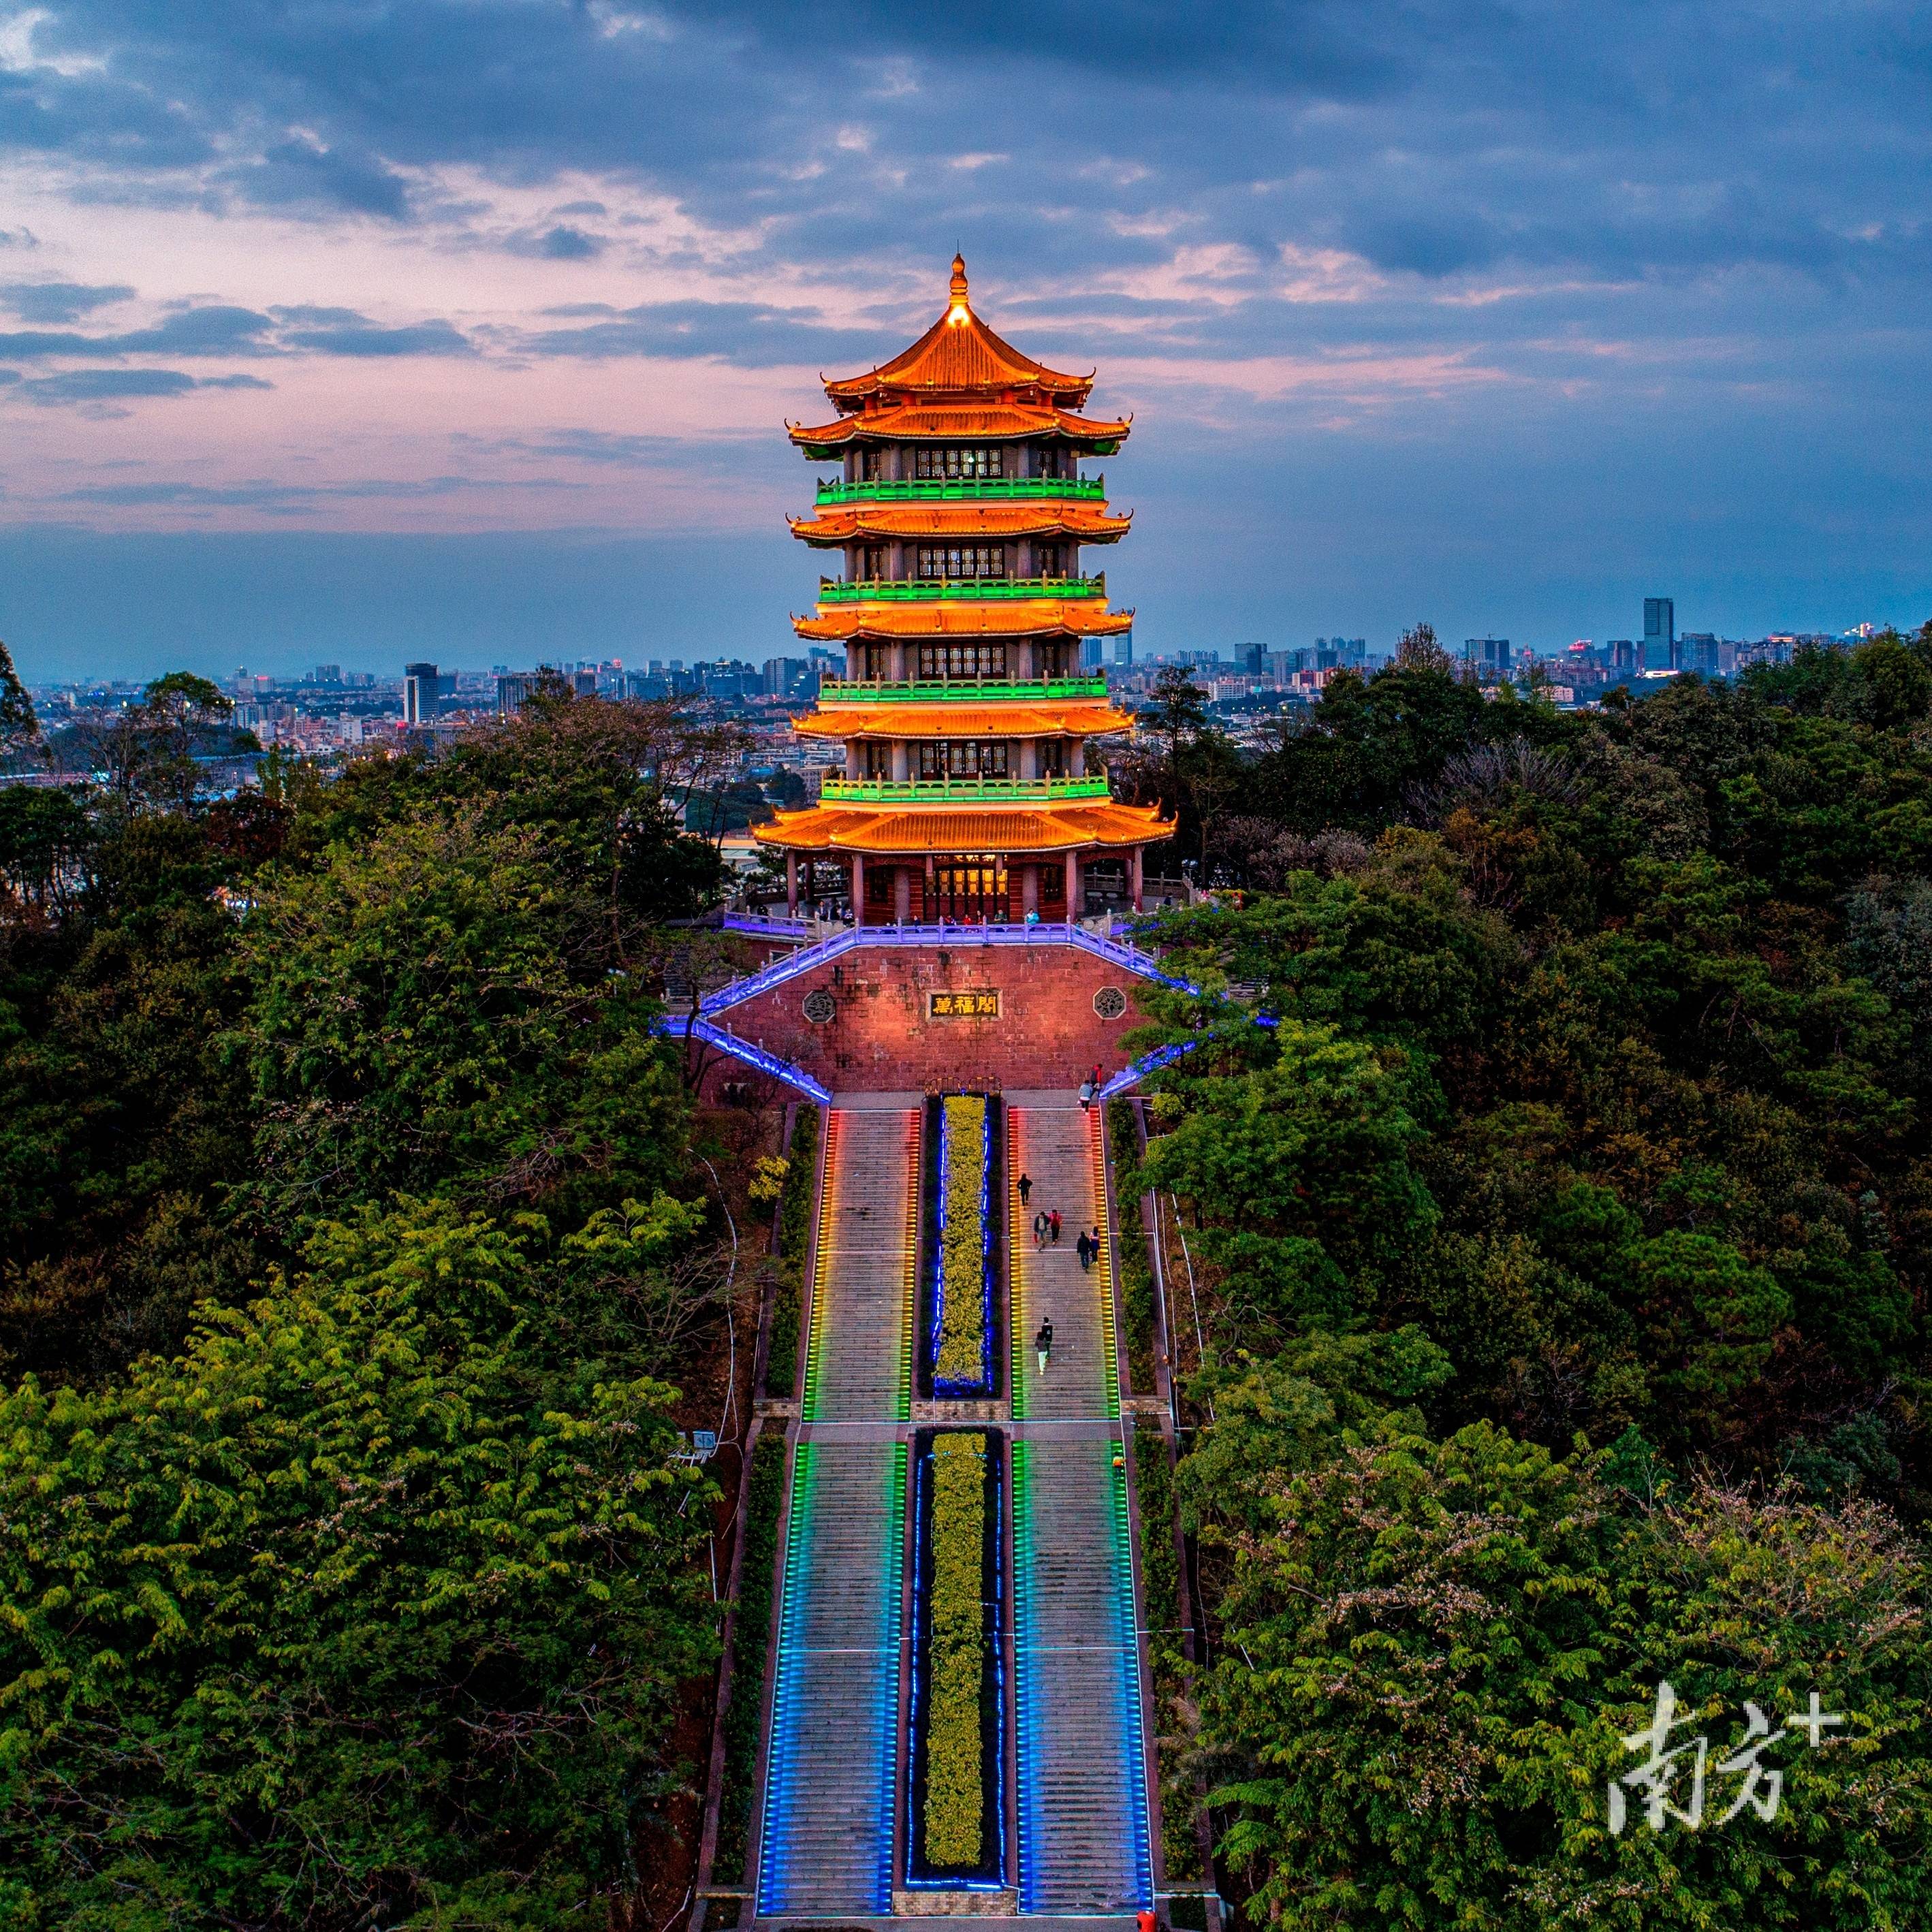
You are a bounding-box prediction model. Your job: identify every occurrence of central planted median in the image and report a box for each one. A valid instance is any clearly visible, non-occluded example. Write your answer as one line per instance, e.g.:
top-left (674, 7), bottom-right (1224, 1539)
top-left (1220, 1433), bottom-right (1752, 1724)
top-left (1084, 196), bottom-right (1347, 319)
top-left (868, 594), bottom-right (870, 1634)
top-left (923, 1092), bottom-right (1002, 1400)
top-left (906, 1426), bottom-right (1007, 1899)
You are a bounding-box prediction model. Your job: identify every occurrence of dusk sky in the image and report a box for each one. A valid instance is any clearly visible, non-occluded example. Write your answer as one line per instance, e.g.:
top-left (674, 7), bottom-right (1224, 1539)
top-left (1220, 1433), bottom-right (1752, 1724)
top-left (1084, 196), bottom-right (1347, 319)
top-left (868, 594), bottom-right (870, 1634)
top-left (3, 0), bottom-right (1929, 681)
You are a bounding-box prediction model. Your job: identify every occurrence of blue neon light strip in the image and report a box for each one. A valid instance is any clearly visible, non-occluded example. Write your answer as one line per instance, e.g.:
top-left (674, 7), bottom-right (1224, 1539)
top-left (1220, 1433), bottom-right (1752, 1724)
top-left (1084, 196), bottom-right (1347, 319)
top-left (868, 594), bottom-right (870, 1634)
top-left (1105, 1447), bottom-right (1156, 1904)
top-left (755, 1438), bottom-right (818, 1912)
top-left (904, 1433), bottom-right (1008, 1890)
top-left (1010, 1440), bottom-right (1153, 1912)
top-left (699, 921), bottom-right (1199, 1019)
top-left (656, 1013), bottom-right (832, 1103)
top-left (928, 1098), bottom-right (996, 1398)
top-left (928, 1098), bottom-right (951, 1387)
top-left (755, 1440), bottom-right (906, 1914)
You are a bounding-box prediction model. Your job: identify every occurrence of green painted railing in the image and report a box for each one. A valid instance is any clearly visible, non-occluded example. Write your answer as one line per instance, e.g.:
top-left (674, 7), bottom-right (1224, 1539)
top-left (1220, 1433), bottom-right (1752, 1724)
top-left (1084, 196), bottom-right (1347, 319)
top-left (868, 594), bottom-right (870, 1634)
top-left (819, 774), bottom-right (1111, 804)
top-left (814, 475), bottom-right (1106, 505)
top-left (818, 574), bottom-right (1107, 605)
top-left (817, 676), bottom-right (1110, 703)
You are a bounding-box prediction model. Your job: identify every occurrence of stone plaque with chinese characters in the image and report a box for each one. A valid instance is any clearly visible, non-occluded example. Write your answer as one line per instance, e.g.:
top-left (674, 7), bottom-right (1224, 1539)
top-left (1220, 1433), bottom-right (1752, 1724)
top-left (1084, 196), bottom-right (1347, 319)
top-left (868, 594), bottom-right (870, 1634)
top-left (928, 989), bottom-right (1001, 1019)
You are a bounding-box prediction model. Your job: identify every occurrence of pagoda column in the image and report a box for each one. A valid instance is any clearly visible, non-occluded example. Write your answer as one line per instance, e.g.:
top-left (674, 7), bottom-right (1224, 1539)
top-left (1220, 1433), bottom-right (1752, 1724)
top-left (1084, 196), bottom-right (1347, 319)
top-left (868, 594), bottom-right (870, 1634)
top-left (851, 851), bottom-right (865, 923)
top-left (1130, 846), bottom-right (1143, 912)
top-left (1064, 849), bottom-right (1079, 923)
top-left (1022, 863), bottom-right (1039, 918)
top-left (1070, 737), bottom-right (1085, 776)
top-left (786, 853), bottom-right (798, 915)
top-left (896, 866), bottom-right (912, 923)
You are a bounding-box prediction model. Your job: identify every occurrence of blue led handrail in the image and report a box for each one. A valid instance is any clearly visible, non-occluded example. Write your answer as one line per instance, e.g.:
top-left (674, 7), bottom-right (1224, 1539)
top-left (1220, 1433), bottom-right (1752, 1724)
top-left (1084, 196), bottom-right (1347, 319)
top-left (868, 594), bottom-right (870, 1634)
top-left (658, 1013), bottom-right (833, 1103)
top-left (698, 921), bottom-right (1199, 1018)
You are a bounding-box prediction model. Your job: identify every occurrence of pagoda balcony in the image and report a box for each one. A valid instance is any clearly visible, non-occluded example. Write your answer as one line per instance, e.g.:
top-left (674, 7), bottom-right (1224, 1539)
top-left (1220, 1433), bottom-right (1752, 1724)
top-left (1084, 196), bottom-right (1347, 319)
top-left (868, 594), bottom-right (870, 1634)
top-left (817, 774), bottom-right (1113, 804)
top-left (817, 675), bottom-right (1109, 702)
top-left (814, 475), bottom-right (1106, 505)
top-left (818, 573), bottom-right (1106, 604)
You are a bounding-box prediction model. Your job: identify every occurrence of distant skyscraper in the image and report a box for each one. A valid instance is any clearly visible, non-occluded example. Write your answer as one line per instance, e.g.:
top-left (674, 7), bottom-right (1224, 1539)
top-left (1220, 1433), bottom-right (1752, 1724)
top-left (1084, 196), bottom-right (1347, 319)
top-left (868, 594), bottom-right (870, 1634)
top-left (1113, 637), bottom-right (1134, 667)
top-left (1465, 637), bottom-right (1512, 676)
top-left (1679, 632), bottom-right (1721, 676)
top-left (402, 661), bottom-right (439, 725)
top-left (1643, 598), bottom-right (1675, 671)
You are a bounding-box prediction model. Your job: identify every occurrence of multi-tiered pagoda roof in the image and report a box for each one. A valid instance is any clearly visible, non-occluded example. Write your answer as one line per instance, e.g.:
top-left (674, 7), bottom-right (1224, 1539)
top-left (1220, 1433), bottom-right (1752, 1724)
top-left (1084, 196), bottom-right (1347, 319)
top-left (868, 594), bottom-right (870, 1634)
top-left (755, 257), bottom-right (1168, 923)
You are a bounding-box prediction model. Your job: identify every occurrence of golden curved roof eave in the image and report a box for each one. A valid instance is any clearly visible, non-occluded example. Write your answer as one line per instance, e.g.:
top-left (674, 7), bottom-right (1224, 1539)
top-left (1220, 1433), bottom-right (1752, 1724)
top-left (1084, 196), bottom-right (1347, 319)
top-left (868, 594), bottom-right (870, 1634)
top-left (789, 504), bottom-right (1131, 544)
top-left (752, 800), bottom-right (1171, 855)
top-left (820, 255), bottom-right (1094, 405)
top-left (793, 602), bottom-right (1135, 642)
top-left (788, 402), bottom-right (1130, 449)
top-left (793, 702), bottom-right (1135, 740)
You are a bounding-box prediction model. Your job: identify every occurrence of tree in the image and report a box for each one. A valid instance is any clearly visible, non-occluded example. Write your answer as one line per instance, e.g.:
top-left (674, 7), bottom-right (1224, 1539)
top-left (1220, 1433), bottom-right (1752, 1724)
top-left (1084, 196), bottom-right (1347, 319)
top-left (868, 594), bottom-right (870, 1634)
top-left (1395, 619), bottom-right (1455, 675)
top-left (1139, 663), bottom-right (1210, 770)
top-left (239, 808), bottom-right (689, 1216)
top-left (1198, 1422), bottom-right (1932, 1931)
top-left (1138, 1019), bottom-right (1436, 1335)
top-left (61, 670), bottom-right (235, 814)
top-left (0, 638), bottom-right (39, 764)
top-left (0, 1200), bottom-right (717, 1929)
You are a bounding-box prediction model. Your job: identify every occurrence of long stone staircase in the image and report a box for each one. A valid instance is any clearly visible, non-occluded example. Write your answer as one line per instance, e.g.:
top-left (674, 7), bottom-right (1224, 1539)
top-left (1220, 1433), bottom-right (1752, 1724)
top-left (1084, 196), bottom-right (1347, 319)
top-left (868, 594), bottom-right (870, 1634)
top-left (1008, 1104), bottom-right (1152, 1914)
top-left (753, 1098), bottom-right (1152, 1922)
top-left (756, 1109), bottom-right (917, 1917)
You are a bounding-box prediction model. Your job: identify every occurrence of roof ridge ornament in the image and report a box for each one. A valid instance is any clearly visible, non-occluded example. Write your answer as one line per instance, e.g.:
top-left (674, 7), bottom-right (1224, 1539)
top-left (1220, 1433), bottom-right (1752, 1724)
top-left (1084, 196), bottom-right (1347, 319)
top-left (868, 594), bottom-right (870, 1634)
top-left (949, 252), bottom-right (970, 321)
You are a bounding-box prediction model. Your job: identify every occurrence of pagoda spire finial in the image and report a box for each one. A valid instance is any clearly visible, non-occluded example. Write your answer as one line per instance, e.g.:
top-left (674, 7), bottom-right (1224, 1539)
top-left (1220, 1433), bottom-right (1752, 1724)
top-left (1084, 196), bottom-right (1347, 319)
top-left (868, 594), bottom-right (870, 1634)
top-left (949, 251), bottom-right (969, 311)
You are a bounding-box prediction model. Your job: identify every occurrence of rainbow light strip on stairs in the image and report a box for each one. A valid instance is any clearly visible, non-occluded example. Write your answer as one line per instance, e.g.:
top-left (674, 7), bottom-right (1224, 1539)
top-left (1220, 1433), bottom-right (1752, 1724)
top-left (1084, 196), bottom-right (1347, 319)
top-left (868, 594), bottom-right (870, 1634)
top-left (755, 1438), bottom-right (907, 1914)
top-left (1009, 1438), bottom-right (1153, 1912)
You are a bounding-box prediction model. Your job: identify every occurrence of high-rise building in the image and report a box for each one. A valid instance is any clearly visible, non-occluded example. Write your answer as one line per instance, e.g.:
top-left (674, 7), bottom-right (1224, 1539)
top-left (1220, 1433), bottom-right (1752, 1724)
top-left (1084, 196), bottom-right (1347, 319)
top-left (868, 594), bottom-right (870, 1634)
top-left (1679, 632), bottom-right (1721, 676)
top-left (1643, 598), bottom-right (1675, 671)
top-left (402, 661), bottom-right (439, 725)
top-left (754, 255), bottom-right (1167, 920)
top-left (498, 668), bottom-right (569, 716)
top-left (1465, 637), bottom-right (1513, 676)
top-left (1112, 637), bottom-right (1134, 667)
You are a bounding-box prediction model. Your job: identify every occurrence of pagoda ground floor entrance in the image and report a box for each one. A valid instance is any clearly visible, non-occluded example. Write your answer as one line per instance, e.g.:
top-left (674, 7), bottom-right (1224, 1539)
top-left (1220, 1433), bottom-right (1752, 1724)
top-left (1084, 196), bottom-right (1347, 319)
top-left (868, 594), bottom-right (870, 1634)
top-left (785, 849), bottom-right (1145, 925)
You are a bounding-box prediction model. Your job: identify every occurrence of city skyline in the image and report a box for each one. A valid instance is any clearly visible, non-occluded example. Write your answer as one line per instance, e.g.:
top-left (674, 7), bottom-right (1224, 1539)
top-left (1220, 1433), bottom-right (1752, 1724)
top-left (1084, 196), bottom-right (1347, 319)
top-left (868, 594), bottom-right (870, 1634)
top-left (3, 1), bottom-right (1929, 676)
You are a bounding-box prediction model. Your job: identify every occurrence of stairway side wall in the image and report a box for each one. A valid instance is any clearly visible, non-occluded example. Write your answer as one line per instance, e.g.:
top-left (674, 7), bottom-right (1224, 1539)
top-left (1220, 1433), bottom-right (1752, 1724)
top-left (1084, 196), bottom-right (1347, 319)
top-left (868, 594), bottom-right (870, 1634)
top-left (704, 941), bottom-right (1146, 1092)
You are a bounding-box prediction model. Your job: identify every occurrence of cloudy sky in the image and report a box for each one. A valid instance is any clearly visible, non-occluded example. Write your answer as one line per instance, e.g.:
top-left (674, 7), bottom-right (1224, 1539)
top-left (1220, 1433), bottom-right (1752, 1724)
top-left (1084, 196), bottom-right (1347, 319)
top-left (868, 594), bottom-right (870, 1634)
top-left (2, 0), bottom-right (1929, 679)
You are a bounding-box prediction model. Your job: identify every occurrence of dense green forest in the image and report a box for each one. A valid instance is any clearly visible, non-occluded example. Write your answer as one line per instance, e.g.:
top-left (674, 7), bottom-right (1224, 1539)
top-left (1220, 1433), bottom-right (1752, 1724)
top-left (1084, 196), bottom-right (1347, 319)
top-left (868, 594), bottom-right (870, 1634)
top-left (1120, 628), bottom-right (1932, 1928)
top-left (3, 630), bottom-right (1929, 1927)
top-left (0, 655), bottom-right (755, 1929)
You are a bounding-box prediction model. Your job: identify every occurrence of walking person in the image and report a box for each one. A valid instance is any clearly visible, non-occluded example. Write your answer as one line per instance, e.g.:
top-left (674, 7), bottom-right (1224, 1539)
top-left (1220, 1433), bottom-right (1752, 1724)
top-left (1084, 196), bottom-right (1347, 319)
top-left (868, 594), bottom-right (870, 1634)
top-left (1078, 1075), bottom-right (1094, 1113)
top-left (1017, 1169), bottom-right (1032, 1208)
top-left (1035, 1317), bottom-right (1054, 1374)
top-left (1032, 1209), bottom-right (1048, 1250)
top-left (1076, 1229), bottom-right (1093, 1271)
top-left (1049, 1208), bottom-right (1062, 1245)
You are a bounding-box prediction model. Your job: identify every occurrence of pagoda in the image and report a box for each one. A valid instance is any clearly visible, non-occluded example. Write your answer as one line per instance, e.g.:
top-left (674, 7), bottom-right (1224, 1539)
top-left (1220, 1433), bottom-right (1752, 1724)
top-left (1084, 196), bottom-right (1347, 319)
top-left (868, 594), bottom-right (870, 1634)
top-left (754, 255), bottom-right (1169, 925)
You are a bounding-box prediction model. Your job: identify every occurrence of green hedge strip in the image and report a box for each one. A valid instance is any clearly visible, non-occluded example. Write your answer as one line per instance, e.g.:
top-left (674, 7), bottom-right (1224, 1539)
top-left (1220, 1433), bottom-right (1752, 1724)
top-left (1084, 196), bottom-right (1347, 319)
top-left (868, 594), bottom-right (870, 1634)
top-left (764, 1105), bottom-right (819, 1397)
top-left (924, 1431), bottom-right (987, 1867)
top-left (1107, 1100), bottom-right (1158, 1395)
top-left (934, 1095), bottom-right (987, 1385)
